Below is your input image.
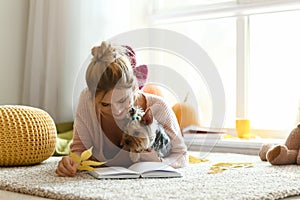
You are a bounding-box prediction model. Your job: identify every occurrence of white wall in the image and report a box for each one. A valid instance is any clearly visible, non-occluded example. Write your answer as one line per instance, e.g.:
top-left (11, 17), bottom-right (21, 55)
top-left (0, 0), bottom-right (29, 105)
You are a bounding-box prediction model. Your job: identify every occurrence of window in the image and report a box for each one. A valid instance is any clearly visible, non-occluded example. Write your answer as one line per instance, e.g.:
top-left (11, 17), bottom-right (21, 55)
top-left (249, 10), bottom-right (300, 131)
top-left (150, 0), bottom-right (300, 138)
top-left (152, 18), bottom-right (236, 129)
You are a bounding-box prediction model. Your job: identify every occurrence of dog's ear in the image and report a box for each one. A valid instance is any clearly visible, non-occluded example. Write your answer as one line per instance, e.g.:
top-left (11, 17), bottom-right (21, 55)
top-left (142, 108), bottom-right (153, 125)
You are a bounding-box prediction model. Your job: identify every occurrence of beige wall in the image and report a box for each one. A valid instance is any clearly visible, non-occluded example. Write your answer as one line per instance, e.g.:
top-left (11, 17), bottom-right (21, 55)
top-left (0, 0), bottom-right (29, 104)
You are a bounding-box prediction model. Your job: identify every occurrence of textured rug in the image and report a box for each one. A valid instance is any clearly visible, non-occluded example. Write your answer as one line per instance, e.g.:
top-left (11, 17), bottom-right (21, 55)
top-left (1, 152), bottom-right (300, 200)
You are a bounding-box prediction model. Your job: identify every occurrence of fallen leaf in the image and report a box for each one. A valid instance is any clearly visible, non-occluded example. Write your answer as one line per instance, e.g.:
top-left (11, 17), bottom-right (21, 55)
top-left (70, 151), bottom-right (81, 164)
top-left (69, 147), bottom-right (106, 172)
top-left (208, 162), bottom-right (253, 174)
top-left (81, 160), bottom-right (106, 167)
top-left (77, 165), bottom-right (96, 171)
top-left (189, 155), bottom-right (209, 164)
top-left (81, 147), bottom-right (93, 160)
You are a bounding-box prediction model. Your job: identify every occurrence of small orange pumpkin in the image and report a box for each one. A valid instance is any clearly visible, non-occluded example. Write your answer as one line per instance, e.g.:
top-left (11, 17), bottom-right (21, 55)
top-left (172, 93), bottom-right (201, 130)
top-left (142, 84), bottom-right (164, 97)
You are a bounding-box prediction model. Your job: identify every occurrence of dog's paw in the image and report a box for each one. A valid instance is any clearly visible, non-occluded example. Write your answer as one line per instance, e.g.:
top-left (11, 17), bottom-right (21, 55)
top-left (129, 152), bottom-right (140, 162)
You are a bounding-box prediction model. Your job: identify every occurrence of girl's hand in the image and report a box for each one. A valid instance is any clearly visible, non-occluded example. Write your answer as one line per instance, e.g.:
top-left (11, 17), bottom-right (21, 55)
top-left (55, 156), bottom-right (78, 177)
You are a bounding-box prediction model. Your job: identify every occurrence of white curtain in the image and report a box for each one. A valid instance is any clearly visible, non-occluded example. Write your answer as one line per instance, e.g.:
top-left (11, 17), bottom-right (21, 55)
top-left (22, 0), bottom-right (149, 123)
top-left (23, 0), bottom-right (72, 122)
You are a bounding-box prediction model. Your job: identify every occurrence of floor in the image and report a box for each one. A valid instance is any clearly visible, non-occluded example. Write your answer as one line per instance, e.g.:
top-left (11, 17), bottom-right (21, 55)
top-left (1, 188), bottom-right (300, 200)
top-left (0, 190), bottom-right (48, 200)
top-left (0, 142), bottom-right (296, 200)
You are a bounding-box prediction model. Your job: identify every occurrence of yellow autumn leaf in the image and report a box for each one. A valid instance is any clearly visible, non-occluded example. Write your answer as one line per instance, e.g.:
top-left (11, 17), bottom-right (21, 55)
top-left (208, 168), bottom-right (225, 174)
top-left (213, 162), bottom-right (232, 167)
top-left (81, 160), bottom-right (106, 167)
top-left (233, 165), bottom-right (243, 168)
top-left (77, 165), bottom-right (96, 171)
top-left (189, 155), bottom-right (209, 164)
top-left (81, 147), bottom-right (93, 161)
top-left (69, 146), bottom-right (106, 172)
top-left (69, 151), bottom-right (81, 164)
top-left (208, 162), bottom-right (253, 174)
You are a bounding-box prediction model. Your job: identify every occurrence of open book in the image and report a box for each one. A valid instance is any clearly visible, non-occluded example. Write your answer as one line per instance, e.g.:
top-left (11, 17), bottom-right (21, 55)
top-left (88, 162), bottom-right (182, 179)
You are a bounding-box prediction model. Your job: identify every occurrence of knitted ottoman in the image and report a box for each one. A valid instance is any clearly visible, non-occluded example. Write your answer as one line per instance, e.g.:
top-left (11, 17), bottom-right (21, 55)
top-left (0, 105), bottom-right (57, 166)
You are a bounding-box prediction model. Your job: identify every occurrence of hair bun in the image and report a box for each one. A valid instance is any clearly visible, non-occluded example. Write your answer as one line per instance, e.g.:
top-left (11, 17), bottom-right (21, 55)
top-left (91, 41), bottom-right (117, 63)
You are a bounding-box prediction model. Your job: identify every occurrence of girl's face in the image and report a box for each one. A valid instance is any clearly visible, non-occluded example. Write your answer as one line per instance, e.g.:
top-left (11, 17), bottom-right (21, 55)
top-left (97, 88), bottom-right (134, 121)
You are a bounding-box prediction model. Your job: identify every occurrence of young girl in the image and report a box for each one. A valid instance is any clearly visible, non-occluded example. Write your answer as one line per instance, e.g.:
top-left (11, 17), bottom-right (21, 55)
top-left (55, 41), bottom-right (188, 177)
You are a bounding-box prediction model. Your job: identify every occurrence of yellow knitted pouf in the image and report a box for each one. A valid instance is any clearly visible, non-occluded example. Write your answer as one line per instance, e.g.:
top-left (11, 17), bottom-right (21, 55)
top-left (0, 105), bottom-right (57, 166)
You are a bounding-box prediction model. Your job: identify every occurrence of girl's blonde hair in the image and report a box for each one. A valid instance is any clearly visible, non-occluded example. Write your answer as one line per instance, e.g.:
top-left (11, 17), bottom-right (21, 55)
top-left (85, 42), bottom-right (137, 96)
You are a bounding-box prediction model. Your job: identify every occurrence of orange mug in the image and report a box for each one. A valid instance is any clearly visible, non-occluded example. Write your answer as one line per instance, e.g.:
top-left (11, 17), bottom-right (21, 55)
top-left (235, 119), bottom-right (250, 138)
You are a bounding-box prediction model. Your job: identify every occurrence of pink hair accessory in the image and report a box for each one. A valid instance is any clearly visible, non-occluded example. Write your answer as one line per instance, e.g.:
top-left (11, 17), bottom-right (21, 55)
top-left (123, 45), bottom-right (148, 89)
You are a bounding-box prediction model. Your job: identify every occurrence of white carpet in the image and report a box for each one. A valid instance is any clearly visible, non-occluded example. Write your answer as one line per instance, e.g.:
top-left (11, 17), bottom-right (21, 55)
top-left (1, 152), bottom-right (300, 200)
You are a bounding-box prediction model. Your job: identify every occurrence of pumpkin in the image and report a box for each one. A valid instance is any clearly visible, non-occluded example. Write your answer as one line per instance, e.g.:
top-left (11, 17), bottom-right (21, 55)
top-left (142, 84), bottom-right (164, 97)
top-left (172, 93), bottom-right (201, 130)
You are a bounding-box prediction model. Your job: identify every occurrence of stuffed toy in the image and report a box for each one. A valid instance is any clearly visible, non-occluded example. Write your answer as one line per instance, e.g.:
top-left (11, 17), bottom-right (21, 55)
top-left (259, 123), bottom-right (300, 165)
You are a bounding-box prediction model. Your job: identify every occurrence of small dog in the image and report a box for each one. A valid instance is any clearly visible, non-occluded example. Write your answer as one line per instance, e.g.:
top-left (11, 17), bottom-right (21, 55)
top-left (120, 106), bottom-right (171, 162)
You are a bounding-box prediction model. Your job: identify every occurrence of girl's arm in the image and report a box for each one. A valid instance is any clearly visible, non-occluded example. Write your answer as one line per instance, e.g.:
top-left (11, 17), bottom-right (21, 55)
top-left (140, 95), bottom-right (188, 168)
top-left (70, 129), bottom-right (88, 155)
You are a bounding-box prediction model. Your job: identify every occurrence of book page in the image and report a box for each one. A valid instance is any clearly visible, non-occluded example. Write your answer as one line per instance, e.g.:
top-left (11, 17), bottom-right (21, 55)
top-left (128, 162), bottom-right (181, 178)
top-left (89, 162), bottom-right (182, 179)
top-left (89, 166), bottom-right (140, 179)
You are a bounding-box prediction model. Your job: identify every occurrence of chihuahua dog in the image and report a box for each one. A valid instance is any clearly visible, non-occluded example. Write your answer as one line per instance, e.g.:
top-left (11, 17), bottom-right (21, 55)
top-left (120, 106), bottom-right (171, 162)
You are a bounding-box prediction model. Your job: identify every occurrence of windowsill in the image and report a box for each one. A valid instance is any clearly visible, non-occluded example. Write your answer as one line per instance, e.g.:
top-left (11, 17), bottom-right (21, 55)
top-left (184, 136), bottom-right (284, 155)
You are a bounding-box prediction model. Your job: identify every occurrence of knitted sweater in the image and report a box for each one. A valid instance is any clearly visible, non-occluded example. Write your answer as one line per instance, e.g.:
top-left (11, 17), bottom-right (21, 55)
top-left (71, 88), bottom-right (188, 168)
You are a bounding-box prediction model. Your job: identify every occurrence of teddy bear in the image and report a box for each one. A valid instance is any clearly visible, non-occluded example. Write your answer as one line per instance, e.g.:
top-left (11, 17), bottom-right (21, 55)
top-left (259, 123), bottom-right (300, 165)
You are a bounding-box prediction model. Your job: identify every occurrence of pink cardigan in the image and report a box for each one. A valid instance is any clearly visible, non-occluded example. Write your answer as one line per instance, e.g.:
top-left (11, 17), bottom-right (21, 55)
top-left (71, 88), bottom-right (188, 168)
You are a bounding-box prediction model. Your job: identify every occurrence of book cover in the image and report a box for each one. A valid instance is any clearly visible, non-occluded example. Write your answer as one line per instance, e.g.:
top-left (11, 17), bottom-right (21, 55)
top-left (182, 125), bottom-right (226, 134)
top-left (88, 162), bottom-right (182, 179)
